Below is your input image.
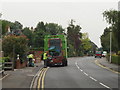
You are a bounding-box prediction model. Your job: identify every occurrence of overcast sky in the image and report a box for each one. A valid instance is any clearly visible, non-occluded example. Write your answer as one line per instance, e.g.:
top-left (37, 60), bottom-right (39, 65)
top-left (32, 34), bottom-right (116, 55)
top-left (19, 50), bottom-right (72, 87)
top-left (0, 0), bottom-right (119, 47)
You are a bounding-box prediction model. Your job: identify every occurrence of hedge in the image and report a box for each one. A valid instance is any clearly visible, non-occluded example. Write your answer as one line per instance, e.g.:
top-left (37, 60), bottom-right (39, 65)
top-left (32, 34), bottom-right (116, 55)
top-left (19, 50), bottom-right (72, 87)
top-left (106, 54), bottom-right (120, 65)
top-left (111, 55), bottom-right (120, 65)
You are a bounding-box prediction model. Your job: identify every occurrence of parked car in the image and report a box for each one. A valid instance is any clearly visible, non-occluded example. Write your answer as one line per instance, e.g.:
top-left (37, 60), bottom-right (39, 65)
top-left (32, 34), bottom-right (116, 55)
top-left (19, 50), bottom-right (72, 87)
top-left (102, 51), bottom-right (107, 57)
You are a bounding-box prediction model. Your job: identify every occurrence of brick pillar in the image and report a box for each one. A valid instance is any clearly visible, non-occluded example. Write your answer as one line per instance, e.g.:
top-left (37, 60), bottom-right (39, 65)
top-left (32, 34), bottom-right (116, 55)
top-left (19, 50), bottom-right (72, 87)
top-left (16, 60), bottom-right (21, 69)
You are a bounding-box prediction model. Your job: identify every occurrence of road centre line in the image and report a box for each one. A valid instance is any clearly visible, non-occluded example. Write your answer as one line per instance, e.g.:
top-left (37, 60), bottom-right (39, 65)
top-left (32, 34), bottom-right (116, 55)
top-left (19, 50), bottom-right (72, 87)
top-left (42, 67), bottom-right (49, 89)
top-left (75, 61), bottom-right (84, 72)
top-left (38, 68), bottom-right (47, 89)
top-left (30, 68), bottom-right (44, 89)
top-left (89, 76), bottom-right (97, 82)
top-left (75, 61), bottom-right (111, 89)
top-left (37, 67), bottom-right (49, 89)
top-left (83, 72), bottom-right (88, 76)
top-left (99, 82), bottom-right (110, 89)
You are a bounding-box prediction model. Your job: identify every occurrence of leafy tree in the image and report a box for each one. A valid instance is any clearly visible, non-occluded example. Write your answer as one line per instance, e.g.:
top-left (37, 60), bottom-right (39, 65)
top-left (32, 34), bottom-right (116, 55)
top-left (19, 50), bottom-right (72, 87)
top-left (1, 20), bottom-right (23, 36)
top-left (1, 20), bottom-right (12, 36)
top-left (81, 33), bottom-right (92, 54)
top-left (33, 22), bottom-right (46, 49)
top-left (67, 19), bottom-right (82, 56)
top-left (22, 27), bottom-right (34, 47)
top-left (45, 23), bottom-right (65, 35)
top-left (101, 10), bottom-right (119, 52)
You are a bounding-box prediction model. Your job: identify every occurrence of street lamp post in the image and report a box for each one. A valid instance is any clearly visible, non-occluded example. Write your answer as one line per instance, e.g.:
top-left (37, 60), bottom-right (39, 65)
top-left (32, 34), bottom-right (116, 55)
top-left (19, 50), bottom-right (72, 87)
top-left (109, 29), bottom-right (112, 63)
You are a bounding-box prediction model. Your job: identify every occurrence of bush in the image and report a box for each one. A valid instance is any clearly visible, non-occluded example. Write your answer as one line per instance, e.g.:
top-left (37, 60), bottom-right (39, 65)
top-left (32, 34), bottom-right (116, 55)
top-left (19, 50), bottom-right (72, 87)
top-left (2, 35), bottom-right (29, 62)
top-left (111, 55), bottom-right (120, 65)
top-left (117, 51), bottom-right (120, 55)
top-left (0, 57), bottom-right (11, 62)
top-left (106, 54), bottom-right (120, 65)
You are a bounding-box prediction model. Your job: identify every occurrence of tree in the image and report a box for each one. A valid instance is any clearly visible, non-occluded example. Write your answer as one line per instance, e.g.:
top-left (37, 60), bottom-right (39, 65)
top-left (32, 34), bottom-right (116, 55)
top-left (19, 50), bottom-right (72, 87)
top-left (81, 33), bottom-right (92, 54)
top-left (33, 21), bottom-right (46, 49)
top-left (101, 10), bottom-right (119, 52)
top-left (1, 20), bottom-right (12, 36)
top-left (45, 23), bottom-right (65, 35)
top-left (1, 20), bottom-right (23, 37)
top-left (22, 27), bottom-right (34, 47)
top-left (67, 19), bottom-right (82, 56)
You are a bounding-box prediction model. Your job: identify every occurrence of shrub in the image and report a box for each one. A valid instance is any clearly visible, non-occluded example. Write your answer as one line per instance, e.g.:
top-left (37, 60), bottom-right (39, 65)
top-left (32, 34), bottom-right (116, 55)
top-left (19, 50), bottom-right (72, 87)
top-left (0, 57), bottom-right (11, 62)
top-left (111, 55), bottom-right (120, 65)
top-left (117, 51), bottom-right (120, 55)
top-left (106, 54), bottom-right (120, 65)
top-left (2, 35), bottom-right (29, 63)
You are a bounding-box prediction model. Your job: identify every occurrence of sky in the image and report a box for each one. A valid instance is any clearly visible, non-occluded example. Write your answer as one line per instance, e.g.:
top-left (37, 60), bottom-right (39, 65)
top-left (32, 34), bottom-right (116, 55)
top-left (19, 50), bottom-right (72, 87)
top-left (0, 0), bottom-right (119, 47)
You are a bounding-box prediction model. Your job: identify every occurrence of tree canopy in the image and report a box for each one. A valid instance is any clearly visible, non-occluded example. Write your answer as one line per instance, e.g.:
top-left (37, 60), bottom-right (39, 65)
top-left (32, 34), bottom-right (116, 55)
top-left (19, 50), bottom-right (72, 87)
top-left (101, 10), bottom-right (119, 52)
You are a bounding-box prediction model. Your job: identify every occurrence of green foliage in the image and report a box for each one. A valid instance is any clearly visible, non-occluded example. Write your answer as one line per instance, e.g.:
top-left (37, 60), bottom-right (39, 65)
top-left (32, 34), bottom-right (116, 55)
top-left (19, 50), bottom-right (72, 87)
top-left (1, 20), bottom-right (23, 37)
top-left (67, 19), bottom-right (82, 56)
top-left (22, 27), bottom-right (34, 46)
top-left (106, 54), bottom-right (120, 64)
top-left (2, 35), bottom-right (29, 62)
top-left (0, 57), bottom-right (11, 62)
top-left (117, 51), bottom-right (120, 55)
top-left (101, 10), bottom-right (120, 52)
top-left (100, 27), bottom-right (110, 52)
top-left (45, 23), bottom-right (65, 35)
top-left (81, 33), bottom-right (92, 53)
top-left (111, 55), bottom-right (120, 65)
top-left (1, 20), bottom-right (11, 36)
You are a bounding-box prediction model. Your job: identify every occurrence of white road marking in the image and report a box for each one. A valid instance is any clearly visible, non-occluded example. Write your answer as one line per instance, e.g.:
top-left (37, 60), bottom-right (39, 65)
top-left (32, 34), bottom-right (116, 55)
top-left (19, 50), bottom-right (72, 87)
top-left (83, 72), bottom-right (88, 76)
top-left (0, 74), bottom-right (9, 80)
top-left (76, 60), bottom-right (111, 89)
top-left (77, 66), bottom-right (80, 69)
top-left (80, 69), bottom-right (83, 72)
top-left (75, 62), bottom-right (79, 69)
top-left (75, 62), bottom-right (83, 72)
top-left (99, 82), bottom-right (110, 89)
top-left (89, 76), bottom-right (97, 81)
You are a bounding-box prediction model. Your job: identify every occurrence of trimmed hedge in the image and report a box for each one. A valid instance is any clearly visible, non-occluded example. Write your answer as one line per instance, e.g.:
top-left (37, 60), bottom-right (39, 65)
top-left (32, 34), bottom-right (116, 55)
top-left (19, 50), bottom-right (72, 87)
top-left (106, 54), bottom-right (120, 65)
top-left (111, 55), bottom-right (120, 65)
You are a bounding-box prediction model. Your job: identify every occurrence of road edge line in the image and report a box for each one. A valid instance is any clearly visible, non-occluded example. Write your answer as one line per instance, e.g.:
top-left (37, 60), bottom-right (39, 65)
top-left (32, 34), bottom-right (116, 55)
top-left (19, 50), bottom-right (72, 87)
top-left (95, 60), bottom-right (120, 74)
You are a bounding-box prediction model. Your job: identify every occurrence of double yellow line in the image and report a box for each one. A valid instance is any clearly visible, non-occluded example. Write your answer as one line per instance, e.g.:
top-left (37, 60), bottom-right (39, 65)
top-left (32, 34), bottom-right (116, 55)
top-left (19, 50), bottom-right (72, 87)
top-left (37, 67), bottom-right (49, 90)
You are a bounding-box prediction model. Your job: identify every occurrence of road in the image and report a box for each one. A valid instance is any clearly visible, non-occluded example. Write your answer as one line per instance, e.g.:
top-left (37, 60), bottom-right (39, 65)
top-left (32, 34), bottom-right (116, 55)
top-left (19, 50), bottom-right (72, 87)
top-left (35, 57), bottom-right (119, 90)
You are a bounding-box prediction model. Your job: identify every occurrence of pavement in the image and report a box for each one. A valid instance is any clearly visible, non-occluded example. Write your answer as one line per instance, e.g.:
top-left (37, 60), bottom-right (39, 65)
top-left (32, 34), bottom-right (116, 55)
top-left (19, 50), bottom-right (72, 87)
top-left (97, 57), bottom-right (120, 73)
top-left (1, 62), bottom-right (44, 89)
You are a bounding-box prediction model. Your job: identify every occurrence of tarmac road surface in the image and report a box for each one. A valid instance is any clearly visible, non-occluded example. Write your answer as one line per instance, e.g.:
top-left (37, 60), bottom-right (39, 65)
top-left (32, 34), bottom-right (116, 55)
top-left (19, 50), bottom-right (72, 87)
top-left (44, 57), bottom-right (119, 89)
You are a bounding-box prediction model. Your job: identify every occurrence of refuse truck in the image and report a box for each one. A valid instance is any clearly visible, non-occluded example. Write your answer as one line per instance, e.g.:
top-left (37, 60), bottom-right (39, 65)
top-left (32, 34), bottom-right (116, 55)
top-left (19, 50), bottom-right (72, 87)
top-left (44, 34), bottom-right (68, 66)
